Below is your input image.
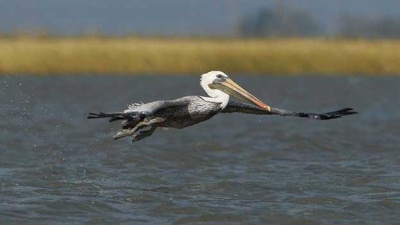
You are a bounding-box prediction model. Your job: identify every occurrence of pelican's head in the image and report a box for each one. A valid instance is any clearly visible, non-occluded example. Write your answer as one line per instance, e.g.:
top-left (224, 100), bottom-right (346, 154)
top-left (200, 71), bottom-right (271, 111)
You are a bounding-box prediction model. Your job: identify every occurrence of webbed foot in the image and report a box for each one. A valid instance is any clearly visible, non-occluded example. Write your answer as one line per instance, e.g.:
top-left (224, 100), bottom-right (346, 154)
top-left (132, 126), bottom-right (157, 142)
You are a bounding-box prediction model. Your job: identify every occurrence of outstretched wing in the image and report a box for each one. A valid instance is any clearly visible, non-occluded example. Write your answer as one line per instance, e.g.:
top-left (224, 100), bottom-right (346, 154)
top-left (89, 96), bottom-right (193, 122)
top-left (124, 96), bottom-right (193, 115)
top-left (222, 100), bottom-right (357, 120)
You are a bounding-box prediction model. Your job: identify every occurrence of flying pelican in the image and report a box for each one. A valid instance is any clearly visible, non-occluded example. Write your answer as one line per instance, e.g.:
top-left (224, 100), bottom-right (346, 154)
top-left (88, 71), bottom-right (357, 142)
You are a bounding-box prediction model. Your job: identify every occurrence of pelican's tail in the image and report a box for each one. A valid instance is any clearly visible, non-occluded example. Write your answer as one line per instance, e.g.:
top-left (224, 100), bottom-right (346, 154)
top-left (87, 112), bottom-right (127, 122)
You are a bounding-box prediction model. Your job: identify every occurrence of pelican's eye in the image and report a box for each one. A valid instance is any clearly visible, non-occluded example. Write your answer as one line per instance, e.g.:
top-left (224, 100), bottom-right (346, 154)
top-left (212, 74), bottom-right (226, 84)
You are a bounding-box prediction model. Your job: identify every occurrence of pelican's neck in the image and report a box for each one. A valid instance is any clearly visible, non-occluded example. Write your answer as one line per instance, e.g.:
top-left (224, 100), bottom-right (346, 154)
top-left (200, 95), bottom-right (230, 109)
top-left (200, 79), bottom-right (230, 109)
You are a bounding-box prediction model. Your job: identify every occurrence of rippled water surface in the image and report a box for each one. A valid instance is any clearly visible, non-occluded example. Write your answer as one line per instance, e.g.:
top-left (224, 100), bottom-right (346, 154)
top-left (1, 75), bottom-right (399, 224)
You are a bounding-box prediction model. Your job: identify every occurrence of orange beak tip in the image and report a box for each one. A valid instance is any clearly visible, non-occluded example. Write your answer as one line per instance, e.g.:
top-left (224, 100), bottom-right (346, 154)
top-left (262, 105), bottom-right (271, 111)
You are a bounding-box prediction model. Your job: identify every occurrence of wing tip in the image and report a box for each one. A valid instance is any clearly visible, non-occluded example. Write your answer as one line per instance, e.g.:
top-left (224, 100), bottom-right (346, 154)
top-left (320, 107), bottom-right (359, 120)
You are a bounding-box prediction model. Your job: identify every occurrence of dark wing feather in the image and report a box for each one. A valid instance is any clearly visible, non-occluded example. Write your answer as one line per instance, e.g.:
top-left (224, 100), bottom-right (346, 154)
top-left (269, 107), bottom-right (358, 120)
top-left (222, 100), bottom-right (357, 120)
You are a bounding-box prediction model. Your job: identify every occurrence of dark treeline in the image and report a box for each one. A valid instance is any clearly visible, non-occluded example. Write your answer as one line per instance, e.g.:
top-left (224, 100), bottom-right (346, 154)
top-left (338, 14), bottom-right (400, 38)
top-left (239, 4), bottom-right (400, 38)
top-left (1, 3), bottom-right (399, 39)
top-left (239, 4), bottom-right (321, 37)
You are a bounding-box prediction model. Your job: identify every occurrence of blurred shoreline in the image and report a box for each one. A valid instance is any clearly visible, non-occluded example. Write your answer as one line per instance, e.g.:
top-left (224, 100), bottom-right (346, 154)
top-left (0, 37), bottom-right (399, 76)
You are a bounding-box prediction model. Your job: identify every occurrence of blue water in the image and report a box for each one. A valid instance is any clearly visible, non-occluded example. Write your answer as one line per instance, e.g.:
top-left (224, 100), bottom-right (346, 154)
top-left (0, 75), bottom-right (399, 224)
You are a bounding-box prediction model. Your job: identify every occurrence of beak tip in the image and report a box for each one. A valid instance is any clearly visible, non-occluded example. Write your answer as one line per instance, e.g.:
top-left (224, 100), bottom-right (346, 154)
top-left (262, 105), bottom-right (271, 111)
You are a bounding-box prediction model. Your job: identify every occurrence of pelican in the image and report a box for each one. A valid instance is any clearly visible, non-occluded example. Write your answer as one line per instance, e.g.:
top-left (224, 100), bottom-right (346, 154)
top-left (88, 71), bottom-right (357, 142)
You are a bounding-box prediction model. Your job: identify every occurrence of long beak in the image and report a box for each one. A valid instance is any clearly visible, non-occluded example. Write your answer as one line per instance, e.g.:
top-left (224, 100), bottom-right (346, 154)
top-left (209, 78), bottom-right (271, 111)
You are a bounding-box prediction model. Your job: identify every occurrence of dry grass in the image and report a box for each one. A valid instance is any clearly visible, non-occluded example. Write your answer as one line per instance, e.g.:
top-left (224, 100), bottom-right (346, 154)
top-left (0, 37), bottom-right (399, 75)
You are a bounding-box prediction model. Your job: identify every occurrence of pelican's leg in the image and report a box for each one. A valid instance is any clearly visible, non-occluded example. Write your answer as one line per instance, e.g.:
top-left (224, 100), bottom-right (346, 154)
top-left (132, 126), bottom-right (157, 142)
top-left (114, 120), bottom-right (145, 140)
top-left (115, 116), bottom-right (165, 141)
top-left (131, 117), bottom-right (165, 142)
top-left (144, 117), bottom-right (165, 124)
top-left (114, 112), bottom-right (146, 140)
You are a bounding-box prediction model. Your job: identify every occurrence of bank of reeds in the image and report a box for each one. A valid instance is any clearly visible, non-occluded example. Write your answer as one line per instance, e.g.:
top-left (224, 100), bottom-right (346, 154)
top-left (0, 37), bottom-right (399, 75)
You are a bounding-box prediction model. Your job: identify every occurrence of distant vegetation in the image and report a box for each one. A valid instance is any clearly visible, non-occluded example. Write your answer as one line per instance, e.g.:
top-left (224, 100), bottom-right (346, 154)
top-left (239, 4), bottom-right (322, 37)
top-left (0, 37), bottom-right (399, 75)
top-left (338, 14), bottom-right (400, 38)
top-left (239, 4), bottom-right (400, 39)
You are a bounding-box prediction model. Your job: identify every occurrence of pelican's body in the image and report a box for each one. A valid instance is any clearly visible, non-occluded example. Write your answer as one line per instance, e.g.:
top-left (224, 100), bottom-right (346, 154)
top-left (125, 96), bottom-right (222, 129)
top-left (88, 71), bottom-right (357, 142)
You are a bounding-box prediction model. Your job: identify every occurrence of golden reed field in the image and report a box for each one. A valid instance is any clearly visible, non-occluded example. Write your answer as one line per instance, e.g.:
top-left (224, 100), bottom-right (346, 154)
top-left (0, 37), bottom-right (399, 75)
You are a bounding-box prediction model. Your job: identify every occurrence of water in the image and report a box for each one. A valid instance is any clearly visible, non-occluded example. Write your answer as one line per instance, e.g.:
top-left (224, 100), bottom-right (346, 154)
top-left (0, 75), bottom-right (399, 224)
